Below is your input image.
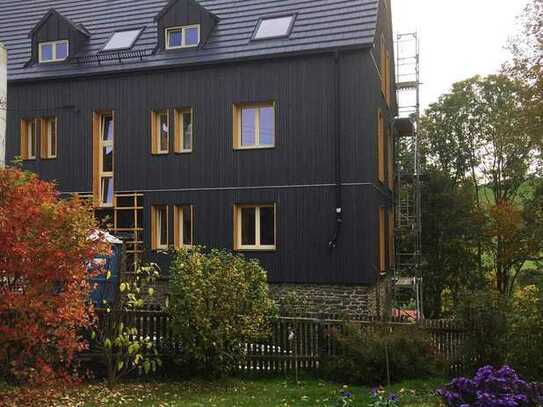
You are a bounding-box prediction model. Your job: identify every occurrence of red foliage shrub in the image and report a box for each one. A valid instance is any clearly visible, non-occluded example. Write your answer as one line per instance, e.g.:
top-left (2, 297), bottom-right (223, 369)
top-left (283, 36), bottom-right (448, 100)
top-left (0, 168), bottom-right (103, 384)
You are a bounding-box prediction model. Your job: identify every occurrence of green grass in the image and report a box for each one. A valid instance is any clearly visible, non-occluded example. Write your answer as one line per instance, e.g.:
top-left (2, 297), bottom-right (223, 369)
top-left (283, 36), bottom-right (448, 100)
top-left (1, 376), bottom-right (445, 406)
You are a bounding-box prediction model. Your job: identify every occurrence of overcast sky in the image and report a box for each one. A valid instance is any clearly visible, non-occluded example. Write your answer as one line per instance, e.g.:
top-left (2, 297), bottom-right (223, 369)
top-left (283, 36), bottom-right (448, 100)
top-left (391, 0), bottom-right (528, 111)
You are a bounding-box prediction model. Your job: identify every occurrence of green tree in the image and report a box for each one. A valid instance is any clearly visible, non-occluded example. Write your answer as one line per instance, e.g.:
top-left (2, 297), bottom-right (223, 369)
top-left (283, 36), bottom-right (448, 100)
top-left (419, 75), bottom-right (542, 297)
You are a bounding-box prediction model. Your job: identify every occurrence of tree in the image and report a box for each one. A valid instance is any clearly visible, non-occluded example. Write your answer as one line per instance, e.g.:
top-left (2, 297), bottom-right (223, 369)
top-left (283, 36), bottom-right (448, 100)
top-left (0, 167), bottom-right (101, 384)
top-left (169, 246), bottom-right (276, 376)
top-left (419, 75), bottom-right (542, 297)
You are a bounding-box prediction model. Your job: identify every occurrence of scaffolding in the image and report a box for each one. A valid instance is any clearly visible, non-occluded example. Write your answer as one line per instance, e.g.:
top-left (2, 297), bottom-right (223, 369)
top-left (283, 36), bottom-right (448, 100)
top-left (393, 32), bottom-right (423, 319)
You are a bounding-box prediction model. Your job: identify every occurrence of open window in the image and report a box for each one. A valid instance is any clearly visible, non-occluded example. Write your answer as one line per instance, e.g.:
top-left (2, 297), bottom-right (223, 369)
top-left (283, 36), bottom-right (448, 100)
top-left (93, 112), bottom-right (114, 207)
top-left (151, 205), bottom-right (169, 250)
top-left (377, 110), bottom-right (385, 183)
top-left (174, 205), bottom-right (193, 248)
top-left (234, 204), bottom-right (276, 251)
top-left (20, 119), bottom-right (38, 160)
top-left (39, 40), bottom-right (69, 63)
top-left (233, 103), bottom-right (275, 149)
top-left (165, 25), bottom-right (200, 49)
top-left (174, 108), bottom-right (193, 153)
top-left (151, 110), bottom-right (170, 154)
top-left (41, 117), bottom-right (57, 159)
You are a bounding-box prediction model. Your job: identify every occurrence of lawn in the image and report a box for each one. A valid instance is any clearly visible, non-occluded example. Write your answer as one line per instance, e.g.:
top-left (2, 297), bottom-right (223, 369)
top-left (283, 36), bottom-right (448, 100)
top-left (0, 376), bottom-right (445, 406)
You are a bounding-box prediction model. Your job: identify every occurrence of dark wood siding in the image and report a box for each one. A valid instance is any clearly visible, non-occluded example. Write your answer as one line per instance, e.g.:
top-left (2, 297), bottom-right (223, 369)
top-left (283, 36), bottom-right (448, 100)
top-left (6, 50), bottom-right (392, 285)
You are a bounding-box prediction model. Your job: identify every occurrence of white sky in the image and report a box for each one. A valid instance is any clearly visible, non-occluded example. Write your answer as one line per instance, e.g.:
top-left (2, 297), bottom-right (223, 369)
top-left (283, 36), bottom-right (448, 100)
top-left (392, 0), bottom-right (528, 111)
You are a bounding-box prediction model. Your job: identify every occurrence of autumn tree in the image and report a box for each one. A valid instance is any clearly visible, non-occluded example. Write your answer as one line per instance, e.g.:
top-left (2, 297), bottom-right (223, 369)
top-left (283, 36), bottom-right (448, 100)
top-left (419, 75), bottom-right (542, 297)
top-left (0, 167), bottom-right (102, 384)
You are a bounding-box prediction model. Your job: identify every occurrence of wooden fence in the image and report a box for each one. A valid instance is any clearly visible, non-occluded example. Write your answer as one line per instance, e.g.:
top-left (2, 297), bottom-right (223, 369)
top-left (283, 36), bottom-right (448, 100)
top-left (92, 311), bottom-right (468, 376)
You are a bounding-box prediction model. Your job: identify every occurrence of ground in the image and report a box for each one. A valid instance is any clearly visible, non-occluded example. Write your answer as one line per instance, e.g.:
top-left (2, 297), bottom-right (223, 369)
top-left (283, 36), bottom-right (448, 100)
top-left (0, 376), bottom-right (444, 406)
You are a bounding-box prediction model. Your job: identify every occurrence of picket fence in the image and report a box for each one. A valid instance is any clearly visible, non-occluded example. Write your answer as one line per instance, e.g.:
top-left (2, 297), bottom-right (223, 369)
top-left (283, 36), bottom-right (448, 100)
top-left (93, 310), bottom-right (468, 376)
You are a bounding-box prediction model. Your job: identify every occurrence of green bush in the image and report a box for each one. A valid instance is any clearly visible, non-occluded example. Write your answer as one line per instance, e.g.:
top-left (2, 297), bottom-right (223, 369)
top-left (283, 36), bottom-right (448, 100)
top-left (168, 246), bottom-right (276, 376)
top-left (321, 323), bottom-right (444, 385)
top-left (455, 290), bottom-right (509, 372)
top-left (507, 285), bottom-right (543, 380)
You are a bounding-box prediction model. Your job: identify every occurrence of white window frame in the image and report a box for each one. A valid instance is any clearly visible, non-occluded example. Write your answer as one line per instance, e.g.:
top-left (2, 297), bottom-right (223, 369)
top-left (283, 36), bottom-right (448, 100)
top-left (165, 25), bottom-right (200, 49)
top-left (39, 40), bottom-right (69, 63)
top-left (235, 204), bottom-right (276, 251)
top-left (234, 103), bottom-right (275, 150)
top-left (175, 205), bottom-right (193, 248)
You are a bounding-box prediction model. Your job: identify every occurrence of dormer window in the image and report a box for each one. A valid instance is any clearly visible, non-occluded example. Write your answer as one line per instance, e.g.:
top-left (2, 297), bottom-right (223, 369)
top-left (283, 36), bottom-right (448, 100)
top-left (253, 15), bottom-right (296, 40)
top-left (39, 40), bottom-right (69, 63)
top-left (165, 25), bottom-right (200, 49)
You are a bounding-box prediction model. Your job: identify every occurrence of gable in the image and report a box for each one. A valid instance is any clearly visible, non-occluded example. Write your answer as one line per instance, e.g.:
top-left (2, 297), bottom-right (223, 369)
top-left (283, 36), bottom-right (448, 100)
top-left (29, 9), bottom-right (89, 63)
top-left (155, 0), bottom-right (218, 49)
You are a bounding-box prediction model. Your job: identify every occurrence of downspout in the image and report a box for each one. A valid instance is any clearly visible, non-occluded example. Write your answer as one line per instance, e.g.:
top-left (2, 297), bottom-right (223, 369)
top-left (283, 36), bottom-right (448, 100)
top-left (328, 50), bottom-right (342, 249)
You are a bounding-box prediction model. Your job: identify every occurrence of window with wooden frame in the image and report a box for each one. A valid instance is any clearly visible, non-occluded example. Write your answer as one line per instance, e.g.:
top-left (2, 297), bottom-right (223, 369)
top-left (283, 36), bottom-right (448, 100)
top-left (379, 207), bottom-right (386, 273)
top-left (174, 108), bottom-right (193, 153)
top-left (233, 102), bottom-right (275, 149)
top-left (380, 33), bottom-right (386, 98)
top-left (387, 125), bottom-right (394, 190)
top-left (377, 110), bottom-right (385, 183)
top-left (151, 110), bottom-right (170, 154)
top-left (385, 49), bottom-right (391, 105)
top-left (174, 205), bottom-right (193, 248)
top-left (388, 208), bottom-right (395, 270)
top-left (93, 112), bottom-right (114, 207)
top-left (151, 205), bottom-right (169, 250)
top-left (234, 204), bottom-right (276, 251)
top-left (20, 118), bottom-right (38, 160)
top-left (40, 117), bottom-right (57, 159)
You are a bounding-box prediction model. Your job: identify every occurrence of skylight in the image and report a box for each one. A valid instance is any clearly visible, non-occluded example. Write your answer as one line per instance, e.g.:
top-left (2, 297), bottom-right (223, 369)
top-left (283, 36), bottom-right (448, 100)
top-left (102, 29), bottom-right (143, 51)
top-left (253, 15), bottom-right (295, 40)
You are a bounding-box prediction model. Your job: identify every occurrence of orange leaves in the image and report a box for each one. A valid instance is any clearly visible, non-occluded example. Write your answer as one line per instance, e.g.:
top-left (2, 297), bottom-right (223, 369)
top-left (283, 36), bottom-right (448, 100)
top-left (0, 167), bottom-right (100, 385)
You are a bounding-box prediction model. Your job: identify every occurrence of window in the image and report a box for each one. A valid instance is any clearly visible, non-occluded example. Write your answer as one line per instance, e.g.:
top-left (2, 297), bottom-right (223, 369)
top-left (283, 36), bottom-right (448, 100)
top-left (151, 205), bottom-right (169, 250)
top-left (233, 103), bottom-right (275, 149)
top-left (387, 126), bottom-right (394, 190)
top-left (93, 112), bottom-right (114, 207)
top-left (151, 110), bottom-right (170, 154)
top-left (234, 204), bottom-right (276, 251)
top-left (165, 25), bottom-right (200, 49)
top-left (20, 119), bottom-right (37, 160)
top-left (174, 205), bottom-right (193, 248)
top-left (174, 108), bottom-right (193, 153)
top-left (253, 15), bottom-right (295, 40)
top-left (102, 29), bottom-right (142, 51)
top-left (39, 40), bottom-right (69, 63)
top-left (379, 207), bottom-right (386, 273)
top-left (377, 110), bottom-right (385, 183)
top-left (41, 117), bottom-right (57, 159)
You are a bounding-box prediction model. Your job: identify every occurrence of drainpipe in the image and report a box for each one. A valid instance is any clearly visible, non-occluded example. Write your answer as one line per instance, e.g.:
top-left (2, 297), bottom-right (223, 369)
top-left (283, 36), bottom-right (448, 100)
top-left (0, 43), bottom-right (6, 168)
top-left (328, 50), bottom-right (343, 249)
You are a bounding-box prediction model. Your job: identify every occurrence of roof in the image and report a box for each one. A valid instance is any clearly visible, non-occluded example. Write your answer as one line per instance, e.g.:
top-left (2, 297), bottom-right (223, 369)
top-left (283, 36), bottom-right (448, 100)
top-left (0, 0), bottom-right (380, 82)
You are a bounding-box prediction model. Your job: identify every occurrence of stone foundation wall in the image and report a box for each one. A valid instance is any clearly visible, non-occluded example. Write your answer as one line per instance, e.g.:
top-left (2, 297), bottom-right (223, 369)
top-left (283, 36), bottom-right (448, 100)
top-left (269, 284), bottom-right (374, 319)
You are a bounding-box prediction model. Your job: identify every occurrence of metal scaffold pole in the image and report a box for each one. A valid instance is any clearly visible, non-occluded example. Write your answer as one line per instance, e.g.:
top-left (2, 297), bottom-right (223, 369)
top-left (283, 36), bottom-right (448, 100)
top-left (393, 32), bottom-right (423, 320)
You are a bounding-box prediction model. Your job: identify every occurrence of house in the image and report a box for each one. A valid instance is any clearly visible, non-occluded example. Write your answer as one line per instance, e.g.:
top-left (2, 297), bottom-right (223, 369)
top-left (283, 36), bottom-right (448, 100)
top-left (0, 0), bottom-right (398, 317)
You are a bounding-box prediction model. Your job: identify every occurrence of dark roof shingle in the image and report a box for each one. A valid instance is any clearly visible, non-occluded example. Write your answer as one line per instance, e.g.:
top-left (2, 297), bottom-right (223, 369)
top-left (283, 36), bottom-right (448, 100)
top-left (0, 0), bottom-right (379, 82)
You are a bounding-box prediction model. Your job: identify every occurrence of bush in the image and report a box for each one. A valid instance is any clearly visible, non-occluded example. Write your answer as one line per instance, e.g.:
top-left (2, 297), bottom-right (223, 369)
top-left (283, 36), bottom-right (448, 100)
top-left (455, 290), bottom-right (509, 372)
top-left (438, 365), bottom-right (543, 407)
top-left (0, 168), bottom-right (101, 384)
top-left (507, 286), bottom-right (543, 381)
top-left (168, 246), bottom-right (276, 376)
top-left (321, 323), bottom-right (444, 385)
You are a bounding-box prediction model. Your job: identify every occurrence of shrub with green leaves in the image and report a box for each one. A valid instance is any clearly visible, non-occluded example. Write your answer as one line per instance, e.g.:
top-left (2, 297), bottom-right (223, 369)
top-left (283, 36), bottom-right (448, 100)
top-left (507, 285), bottom-right (543, 380)
top-left (168, 246), bottom-right (276, 376)
top-left (321, 323), bottom-right (444, 385)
